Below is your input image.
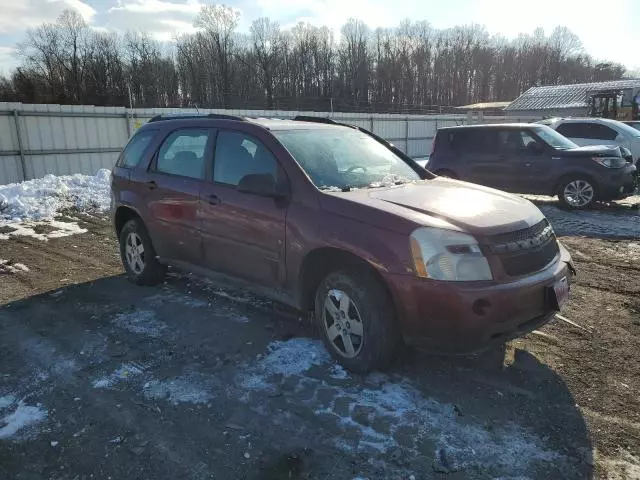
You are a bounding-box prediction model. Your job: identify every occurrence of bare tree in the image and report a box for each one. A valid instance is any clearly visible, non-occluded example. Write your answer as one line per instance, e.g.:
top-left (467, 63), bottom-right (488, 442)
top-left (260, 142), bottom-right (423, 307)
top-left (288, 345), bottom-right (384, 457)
top-left (194, 4), bottom-right (240, 107)
top-left (3, 8), bottom-right (628, 111)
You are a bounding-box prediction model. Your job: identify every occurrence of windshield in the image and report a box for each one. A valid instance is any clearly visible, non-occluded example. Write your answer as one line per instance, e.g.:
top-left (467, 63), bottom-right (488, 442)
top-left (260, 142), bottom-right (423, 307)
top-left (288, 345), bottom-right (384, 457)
top-left (274, 128), bottom-right (422, 190)
top-left (626, 122), bottom-right (640, 132)
top-left (533, 125), bottom-right (578, 150)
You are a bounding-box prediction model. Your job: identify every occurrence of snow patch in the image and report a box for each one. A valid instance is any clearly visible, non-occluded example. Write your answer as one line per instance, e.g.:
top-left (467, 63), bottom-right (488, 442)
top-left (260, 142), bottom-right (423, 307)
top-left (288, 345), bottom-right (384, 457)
top-left (0, 259), bottom-right (30, 274)
top-left (0, 170), bottom-right (111, 223)
top-left (238, 338), bottom-right (561, 476)
top-left (0, 219), bottom-right (88, 241)
top-left (252, 338), bottom-right (330, 377)
top-left (143, 374), bottom-right (215, 405)
top-left (0, 402), bottom-right (48, 440)
top-left (145, 292), bottom-right (208, 309)
top-left (92, 362), bottom-right (146, 389)
top-left (0, 395), bottom-right (16, 410)
top-left (112, 310), bottom-right (167, 338)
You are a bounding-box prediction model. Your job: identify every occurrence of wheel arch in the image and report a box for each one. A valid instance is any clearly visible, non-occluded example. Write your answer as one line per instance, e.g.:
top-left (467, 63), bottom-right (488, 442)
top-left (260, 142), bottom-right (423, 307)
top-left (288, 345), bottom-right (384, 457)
top-left (554, 172), bottom-right (599, 197)
top-left (297, 247), bottom-right (397, 314)
top-left (114, 205), bottom-right (143, 238)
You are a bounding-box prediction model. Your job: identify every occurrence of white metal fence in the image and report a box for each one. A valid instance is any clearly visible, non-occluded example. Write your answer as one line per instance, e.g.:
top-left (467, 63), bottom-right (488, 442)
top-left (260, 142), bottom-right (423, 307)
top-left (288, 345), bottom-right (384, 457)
top-left (0, 102), bottom-right (539, 185)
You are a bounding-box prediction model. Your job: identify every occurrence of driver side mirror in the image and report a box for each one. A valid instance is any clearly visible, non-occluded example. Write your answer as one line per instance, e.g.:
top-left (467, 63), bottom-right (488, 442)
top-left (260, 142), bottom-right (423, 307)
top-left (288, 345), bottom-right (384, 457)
top-left (237, 173), bottom-right (288, 199)
top-left (527, 141), bottom-right (544, 154)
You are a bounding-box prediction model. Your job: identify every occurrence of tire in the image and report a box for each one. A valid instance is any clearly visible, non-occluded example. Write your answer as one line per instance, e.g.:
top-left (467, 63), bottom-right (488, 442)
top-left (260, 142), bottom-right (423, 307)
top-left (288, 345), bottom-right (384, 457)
top-left (314, 268), bottom-right (401, 373)
top-left (434, 169), bottom-right (458, 179)
top-left (119, 218), bottom-right (166, 285)
top-left (557, 176), bottom-right (597, 209)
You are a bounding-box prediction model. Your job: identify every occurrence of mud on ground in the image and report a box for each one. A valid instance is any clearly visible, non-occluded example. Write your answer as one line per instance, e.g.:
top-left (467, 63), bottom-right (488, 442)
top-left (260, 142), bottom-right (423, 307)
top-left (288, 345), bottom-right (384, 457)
top-left (0, 213), bottom-right (639, 479)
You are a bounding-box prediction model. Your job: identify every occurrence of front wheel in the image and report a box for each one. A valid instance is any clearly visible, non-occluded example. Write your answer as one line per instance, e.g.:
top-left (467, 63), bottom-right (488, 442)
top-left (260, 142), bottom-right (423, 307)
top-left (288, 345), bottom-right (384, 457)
top-left (558, 177), bottom-right (596, 209)
top-left (314, 268), bottom-right (401, 373)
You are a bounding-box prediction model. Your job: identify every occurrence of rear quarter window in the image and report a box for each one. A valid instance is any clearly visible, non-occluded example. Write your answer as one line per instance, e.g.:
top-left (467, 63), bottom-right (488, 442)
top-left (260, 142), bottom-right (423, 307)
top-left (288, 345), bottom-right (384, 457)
top-left (556, 123), bottom-right (591, 139)
top-left (118, 130), bottom-right (157, 168)
top-left (450, 129), bottom-right (497, 153)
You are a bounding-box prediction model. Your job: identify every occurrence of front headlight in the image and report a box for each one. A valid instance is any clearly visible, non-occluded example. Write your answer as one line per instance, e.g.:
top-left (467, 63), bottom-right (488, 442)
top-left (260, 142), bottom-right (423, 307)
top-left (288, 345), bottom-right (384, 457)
top-left (592, 156), bottom-right (627, 168)
top-left (409, 227), bottom-right (492, 281)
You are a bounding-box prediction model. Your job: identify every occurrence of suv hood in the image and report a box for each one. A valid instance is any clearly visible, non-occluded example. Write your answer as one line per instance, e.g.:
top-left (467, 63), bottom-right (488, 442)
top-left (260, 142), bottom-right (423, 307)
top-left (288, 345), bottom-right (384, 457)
top-left (560, 144), bottom-right (622, 157)
top-left (324, 179), bottom-right (545, 236)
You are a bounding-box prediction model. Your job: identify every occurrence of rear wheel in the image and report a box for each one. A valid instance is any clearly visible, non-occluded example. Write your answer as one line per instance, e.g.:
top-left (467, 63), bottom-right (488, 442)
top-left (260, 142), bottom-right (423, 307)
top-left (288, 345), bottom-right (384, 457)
top-left (557, 176), bottom-right (596, 209)
top-left (119, 218), bottom-right (166, 285)
top-left (314, 268), bottom-right (401, 373)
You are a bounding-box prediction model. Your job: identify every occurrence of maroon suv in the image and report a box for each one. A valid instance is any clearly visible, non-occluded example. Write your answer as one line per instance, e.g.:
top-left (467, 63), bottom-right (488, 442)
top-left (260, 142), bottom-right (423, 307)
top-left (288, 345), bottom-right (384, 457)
top-left (111, 114), bottom-right (574, 372)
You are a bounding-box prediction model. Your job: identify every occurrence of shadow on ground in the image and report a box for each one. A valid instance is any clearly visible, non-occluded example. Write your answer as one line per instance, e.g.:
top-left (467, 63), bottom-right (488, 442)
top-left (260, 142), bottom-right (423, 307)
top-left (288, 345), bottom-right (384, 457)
top-left (0, 273), bottom-right (593, 479)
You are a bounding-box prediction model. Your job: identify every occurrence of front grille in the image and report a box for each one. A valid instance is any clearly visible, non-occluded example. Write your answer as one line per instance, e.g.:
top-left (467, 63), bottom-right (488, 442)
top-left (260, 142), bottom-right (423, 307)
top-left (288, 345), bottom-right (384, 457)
top-left (487, 219), bottom-right (559, 276)
top-left (498, 238), bottom-right (559, 276)
top-left (489, 219), bottom-right (552, 251)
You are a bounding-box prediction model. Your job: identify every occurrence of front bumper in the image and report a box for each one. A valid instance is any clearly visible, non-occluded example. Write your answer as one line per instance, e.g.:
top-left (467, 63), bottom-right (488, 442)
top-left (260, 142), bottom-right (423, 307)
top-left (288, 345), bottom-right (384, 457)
top-left (599, 164), bottom-right (637, 199)
top-left (384, 243), bottom-right (573, 354)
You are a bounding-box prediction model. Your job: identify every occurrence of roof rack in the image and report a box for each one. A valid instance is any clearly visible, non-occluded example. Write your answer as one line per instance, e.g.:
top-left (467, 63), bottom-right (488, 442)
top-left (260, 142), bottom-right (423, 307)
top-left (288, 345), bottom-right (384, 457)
top-left (292, 116), bottom-right (338, 124)
top-left (148, 113), bottom-right (246, 123)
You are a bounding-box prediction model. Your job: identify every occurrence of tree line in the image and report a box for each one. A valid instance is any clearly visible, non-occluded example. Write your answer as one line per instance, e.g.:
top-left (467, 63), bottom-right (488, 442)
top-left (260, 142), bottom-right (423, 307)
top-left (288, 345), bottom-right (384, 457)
top-left (0, 6), bottom-right (628, 113)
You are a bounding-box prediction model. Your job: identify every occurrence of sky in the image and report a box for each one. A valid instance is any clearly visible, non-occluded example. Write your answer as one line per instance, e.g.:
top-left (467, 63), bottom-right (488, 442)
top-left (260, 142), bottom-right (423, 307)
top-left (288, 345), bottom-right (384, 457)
top-left (0, 0), bottom-right (638, 76)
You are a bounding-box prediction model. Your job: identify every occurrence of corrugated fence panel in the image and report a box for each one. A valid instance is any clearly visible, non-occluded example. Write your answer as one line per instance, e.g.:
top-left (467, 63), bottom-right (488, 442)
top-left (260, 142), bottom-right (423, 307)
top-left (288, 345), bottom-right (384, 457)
top-left (0, 156), bottom-right (21, 184)
top-left (0, 103), bottom-right (541, 184)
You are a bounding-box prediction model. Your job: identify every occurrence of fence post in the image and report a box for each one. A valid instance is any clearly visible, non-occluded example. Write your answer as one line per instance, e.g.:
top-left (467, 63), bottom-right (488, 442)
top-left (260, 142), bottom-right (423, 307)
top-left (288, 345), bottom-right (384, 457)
top-left (124, 110), bottom-right (131, 137)
top-left (13, 110), bottom-right (27, 182)
top-left (370, 116), bottom-right (374, 132)
top-left (405, 116), bottom-right (410, 155)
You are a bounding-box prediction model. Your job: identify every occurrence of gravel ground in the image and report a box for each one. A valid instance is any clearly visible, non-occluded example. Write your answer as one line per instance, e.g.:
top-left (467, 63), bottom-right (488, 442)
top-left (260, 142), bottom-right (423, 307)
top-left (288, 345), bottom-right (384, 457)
top-left (0, 199), bottom-right (639, 480)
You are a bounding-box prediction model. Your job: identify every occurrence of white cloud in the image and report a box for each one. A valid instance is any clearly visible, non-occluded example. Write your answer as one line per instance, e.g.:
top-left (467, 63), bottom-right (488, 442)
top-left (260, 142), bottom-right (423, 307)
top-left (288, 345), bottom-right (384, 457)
top-left (465, 0), bottom-right (636, 68)
top-left (105, 0), bottom-right (201, 38)
top-left (0, 47), bottom-right (19, 75)
top-left (0, 0), bottom-right (95, 34)
top-left (108, 0), bottom-right (202, 14)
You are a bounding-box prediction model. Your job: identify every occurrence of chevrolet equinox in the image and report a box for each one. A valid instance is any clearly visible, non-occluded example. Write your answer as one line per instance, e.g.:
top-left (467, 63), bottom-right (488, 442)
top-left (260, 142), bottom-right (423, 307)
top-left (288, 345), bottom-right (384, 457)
top-left (111, 114), bottom-right (574, 372)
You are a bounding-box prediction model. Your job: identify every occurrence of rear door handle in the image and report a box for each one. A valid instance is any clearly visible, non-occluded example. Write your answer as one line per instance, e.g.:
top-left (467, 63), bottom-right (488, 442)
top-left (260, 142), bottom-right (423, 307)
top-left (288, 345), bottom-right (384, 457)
top-left (207, 194), bottom-right (221, 205)
top-left (146, 180), bottom-right (157, 190)
top-left (524, 162), bottom-right (532, 167)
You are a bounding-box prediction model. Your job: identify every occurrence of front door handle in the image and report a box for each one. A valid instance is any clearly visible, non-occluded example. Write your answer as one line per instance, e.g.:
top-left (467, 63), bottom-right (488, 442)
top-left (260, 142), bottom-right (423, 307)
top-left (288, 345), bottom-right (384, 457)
top-left (207, 194), bottom-right (221, 205)
top-left (146, 180), bottom-right (157, 190)
top-left (524, 162), bottom-right (532, 167)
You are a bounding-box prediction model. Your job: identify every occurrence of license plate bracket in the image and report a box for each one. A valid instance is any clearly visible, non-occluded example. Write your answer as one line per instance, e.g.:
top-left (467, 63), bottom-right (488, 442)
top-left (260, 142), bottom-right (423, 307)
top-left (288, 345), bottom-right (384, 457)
top-left (549, 276), bottom-right (570, 310)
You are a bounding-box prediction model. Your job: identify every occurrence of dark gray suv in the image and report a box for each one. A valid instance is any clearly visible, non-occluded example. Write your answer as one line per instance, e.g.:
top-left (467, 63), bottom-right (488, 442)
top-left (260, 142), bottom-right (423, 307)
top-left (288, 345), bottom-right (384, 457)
top-left (427, 124), bottom-right (637, 208)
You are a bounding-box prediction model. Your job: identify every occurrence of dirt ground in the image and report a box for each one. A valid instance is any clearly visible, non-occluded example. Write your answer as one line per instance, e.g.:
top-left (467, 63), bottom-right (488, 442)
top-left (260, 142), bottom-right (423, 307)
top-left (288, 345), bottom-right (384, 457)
top-left (1, 206), bottom-right (639, 480)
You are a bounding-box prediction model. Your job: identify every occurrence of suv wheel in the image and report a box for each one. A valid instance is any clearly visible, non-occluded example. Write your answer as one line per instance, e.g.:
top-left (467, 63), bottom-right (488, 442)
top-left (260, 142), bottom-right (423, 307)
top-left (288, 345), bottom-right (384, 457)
top-left (558, 177), bottom-right (596, 209)
top-left (314, 268), bottom-right (400, 373)
top-left (119, 218), bottom-right (166, 285)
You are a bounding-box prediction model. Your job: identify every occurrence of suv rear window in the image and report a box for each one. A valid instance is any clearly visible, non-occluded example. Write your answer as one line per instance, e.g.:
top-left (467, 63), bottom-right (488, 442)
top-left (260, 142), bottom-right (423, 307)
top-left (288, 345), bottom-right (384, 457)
top-left (118, 130), bottom-right (156, 168)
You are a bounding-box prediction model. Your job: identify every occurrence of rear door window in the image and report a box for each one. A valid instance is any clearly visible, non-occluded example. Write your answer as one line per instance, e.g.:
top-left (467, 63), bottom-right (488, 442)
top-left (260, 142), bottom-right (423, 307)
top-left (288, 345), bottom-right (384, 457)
top-left (498, 129), bottom-right (537, 152)
top-left (155, 128), bottom-right (212, 180)
top-left (118, 130), bottom-right (156, 168)
top-left (213, 130), bottom-right (279, 187)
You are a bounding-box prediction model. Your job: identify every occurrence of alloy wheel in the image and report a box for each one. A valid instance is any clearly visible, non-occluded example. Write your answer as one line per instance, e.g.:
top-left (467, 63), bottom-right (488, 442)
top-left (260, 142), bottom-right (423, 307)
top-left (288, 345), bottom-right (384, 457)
top-left (125, 232), bottom-right (145, 274)
top-left (563, 180), bottom-right (594, 207)
top-left (322, 289), bottom-right (364, 358)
